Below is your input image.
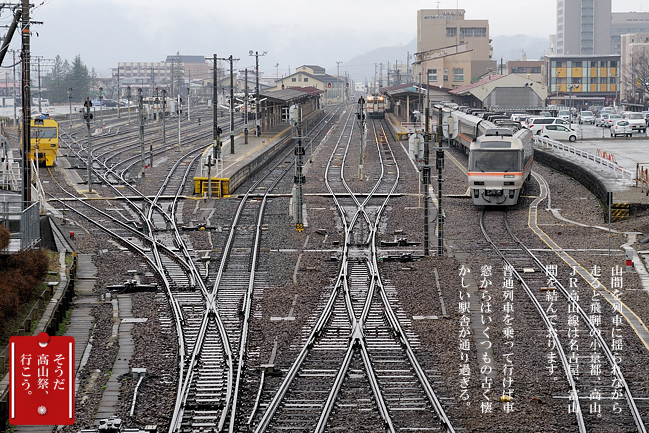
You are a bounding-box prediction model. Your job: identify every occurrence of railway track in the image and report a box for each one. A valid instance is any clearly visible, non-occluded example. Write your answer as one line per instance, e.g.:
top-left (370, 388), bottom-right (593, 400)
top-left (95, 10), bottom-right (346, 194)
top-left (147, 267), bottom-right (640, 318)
top-left (479, 171), bottom-right (647, 432)
top-left (251, 114), bottom-right (454, 432)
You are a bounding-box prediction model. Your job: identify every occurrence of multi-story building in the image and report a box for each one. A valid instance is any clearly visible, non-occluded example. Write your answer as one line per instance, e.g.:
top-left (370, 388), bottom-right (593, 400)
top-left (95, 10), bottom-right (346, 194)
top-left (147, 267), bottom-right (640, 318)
top-left (556, 0), bottom-right (611, 55)
top-left (612, 13), bottom-right (649, 53)
top-left (416, 8), bottom-right (495, 88)
top-left (556, 0), bottom-right (649, 55)
top-left (620, 33), bottom-right (649, 104)
top-left (545, 54), bottom-right (619, 108)
top-left (272, 65), bottom-right (346, 103)
top-left (113, 55), bottom-right (210, 97)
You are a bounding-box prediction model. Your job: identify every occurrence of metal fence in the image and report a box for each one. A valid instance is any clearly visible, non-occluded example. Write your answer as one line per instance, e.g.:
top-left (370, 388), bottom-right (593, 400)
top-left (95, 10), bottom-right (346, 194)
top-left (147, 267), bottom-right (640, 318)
top-left (533, 136), bottom-right (635, 182)
top-left (0, 197), bottom-right (40, 252)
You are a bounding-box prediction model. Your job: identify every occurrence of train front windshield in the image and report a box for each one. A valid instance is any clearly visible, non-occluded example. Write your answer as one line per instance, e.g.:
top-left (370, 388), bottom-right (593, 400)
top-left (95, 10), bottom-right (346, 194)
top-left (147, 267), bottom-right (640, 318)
top-left (31, 127), bottom-right (57, 139)
top-left (471, 150), bottom-right (519, 173)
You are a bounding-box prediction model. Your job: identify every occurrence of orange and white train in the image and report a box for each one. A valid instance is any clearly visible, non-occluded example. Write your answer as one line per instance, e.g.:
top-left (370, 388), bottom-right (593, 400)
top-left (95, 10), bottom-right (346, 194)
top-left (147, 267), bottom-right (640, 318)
top-left (441, 107), bottom-right (533, 206)
top-left (366, 94), bottom-right (385, 118)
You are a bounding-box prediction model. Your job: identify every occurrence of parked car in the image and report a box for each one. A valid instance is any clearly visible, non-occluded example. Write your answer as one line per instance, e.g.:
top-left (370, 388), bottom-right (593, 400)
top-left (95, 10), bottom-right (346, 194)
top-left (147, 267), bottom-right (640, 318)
top-left (610, 119), bottom-right (632, 137)
top-left (526, 117), bottom-right (571, 135)
top-left (539, 111), bottom-right (552, 117)
top-left (596, 112), bottom-right (611, 127)
top-left (541, 124), bottom-right (578, 142)
top-left (558, 110), bottom-right (571, 121)
top-left (606, 114), bottom-right (623, 128)
top-left (641, 111), bottom-right (649, 126)
top-left (579, 110), bottom-right (595, 124)
top-left (621, 112), bottom-right (646, 132)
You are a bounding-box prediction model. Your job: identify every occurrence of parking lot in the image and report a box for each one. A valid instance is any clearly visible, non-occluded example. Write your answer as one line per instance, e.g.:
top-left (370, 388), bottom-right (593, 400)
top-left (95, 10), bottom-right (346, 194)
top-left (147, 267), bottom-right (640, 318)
top-left (558, 121), bottom-right (648, 140)
top-left (546, 122), bottom-right (649, 172)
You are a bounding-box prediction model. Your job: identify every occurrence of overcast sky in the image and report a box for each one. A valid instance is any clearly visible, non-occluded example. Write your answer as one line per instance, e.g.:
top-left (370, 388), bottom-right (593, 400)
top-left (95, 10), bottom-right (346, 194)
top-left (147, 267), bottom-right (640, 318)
top-left (4, 0), bottom-right (649, 80)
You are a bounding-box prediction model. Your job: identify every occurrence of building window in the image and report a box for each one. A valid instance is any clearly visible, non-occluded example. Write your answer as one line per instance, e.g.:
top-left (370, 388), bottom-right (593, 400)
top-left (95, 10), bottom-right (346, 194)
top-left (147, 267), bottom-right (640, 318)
top-left (460, 27), bottom-right (486, 37)
top-left (427, 68), bottom-right (438, 82)
top-left (600, 61), bottom-right (607, 67)
top-left (591, 61), bottom-right (598, 68)
top-left (292, 77), bottom-right (296, 82)
top-left (574, 61), bottom-right (582, 67)
top-left (530, 67), bottom-right (541, 73)
top-left (512, 67), bottom-right (526, 74)
top-left (304, 78), bottom-right (308, 82)
top-left (453, 68), bottom-right (464, 81)
top-left (446, 27), bottom-right (457, 37)
top-left (443, 69), bottom-right (449, 81)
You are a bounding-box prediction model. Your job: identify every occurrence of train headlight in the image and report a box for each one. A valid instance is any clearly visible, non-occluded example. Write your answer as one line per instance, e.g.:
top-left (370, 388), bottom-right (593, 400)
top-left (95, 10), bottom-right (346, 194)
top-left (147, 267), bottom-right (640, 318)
top-left (504, 175), bottom-right (515, 178)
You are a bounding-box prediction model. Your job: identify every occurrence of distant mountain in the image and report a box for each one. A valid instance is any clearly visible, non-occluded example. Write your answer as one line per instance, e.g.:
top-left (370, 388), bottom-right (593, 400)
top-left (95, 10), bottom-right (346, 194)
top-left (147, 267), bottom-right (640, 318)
top-left (492, 35), bottom-right (550, 62)
top-left (340, 39), bottom-right (417, 85)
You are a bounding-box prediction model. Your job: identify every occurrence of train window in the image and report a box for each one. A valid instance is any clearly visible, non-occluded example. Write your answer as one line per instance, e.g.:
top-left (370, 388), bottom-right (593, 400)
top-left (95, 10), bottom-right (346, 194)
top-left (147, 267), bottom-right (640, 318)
top-left (471, 150), bottom-right (519, 173)
top-left (479, 141), bottom-right (512, 149)
top-left (31, 127), bottom-right (57, 139)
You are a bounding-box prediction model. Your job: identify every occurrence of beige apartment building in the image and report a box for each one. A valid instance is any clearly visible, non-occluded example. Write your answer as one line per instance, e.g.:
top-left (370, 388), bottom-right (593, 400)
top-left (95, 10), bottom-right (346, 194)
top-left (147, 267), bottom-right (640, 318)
top-left (620, 33), bottom-right (649, 104)
top-left (416, 8), bottom-right (495, 88)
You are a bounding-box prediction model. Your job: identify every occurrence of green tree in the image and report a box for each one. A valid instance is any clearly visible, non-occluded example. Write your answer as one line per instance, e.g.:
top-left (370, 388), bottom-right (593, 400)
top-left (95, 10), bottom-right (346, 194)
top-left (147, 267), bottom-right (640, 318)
top-left (44, 55), bottom-right (68, 104)
top-left (67, 55), bottom-right (91, 102)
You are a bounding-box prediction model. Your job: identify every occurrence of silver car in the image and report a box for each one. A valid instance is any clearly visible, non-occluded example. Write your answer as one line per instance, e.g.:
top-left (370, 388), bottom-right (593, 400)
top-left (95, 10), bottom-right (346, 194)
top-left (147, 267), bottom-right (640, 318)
top-left (610, 119), bottom-right (632, 137)
top-left (579, 110), bottom-right (595, 124)
top-left (596, 112), bottom-right (611, 127)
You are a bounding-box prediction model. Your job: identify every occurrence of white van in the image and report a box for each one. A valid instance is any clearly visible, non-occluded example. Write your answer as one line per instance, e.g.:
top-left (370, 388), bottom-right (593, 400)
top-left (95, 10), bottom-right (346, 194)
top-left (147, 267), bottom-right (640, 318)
top-left (526, 117), bottom-right (572, 135)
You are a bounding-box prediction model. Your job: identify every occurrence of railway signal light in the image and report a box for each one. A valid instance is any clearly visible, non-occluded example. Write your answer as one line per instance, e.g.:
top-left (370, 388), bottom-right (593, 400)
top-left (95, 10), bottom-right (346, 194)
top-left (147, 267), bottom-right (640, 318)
top-left (327, 83), bottom-right (331, 88)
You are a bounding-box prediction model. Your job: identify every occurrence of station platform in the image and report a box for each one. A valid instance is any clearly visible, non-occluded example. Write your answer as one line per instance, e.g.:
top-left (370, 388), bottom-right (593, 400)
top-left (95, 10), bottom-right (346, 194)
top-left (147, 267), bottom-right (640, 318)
top-left (193, 123), bottom-right (294, 197)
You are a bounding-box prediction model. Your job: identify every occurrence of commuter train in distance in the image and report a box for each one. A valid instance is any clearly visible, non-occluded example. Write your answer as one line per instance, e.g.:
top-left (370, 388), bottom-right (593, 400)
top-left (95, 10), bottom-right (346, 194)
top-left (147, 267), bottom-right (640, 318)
top-left (20, 115), bottom-right (59, 167)
top-left (366, 94), bottom-right (386, 118)
top-left (433, 105), bottom-right (534, 206)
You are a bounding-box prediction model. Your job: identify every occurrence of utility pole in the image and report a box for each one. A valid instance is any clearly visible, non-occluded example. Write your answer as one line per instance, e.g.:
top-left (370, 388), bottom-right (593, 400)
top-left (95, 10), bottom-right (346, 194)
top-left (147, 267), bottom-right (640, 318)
top-left (220, 55), bottom-right (239, 154)
top-left (436, 108), bottom-right (445, 256)
top-left (357, 97), bottom-right (365, 180)
top-left (292, 104), bottom-right (305, 231)
top-left (250, 50), bottom-right (267, 137)
top-left (83, 98), bottom-right (93, 193)
top-left (126, 86), bottom-right (131, 125)
top-left (244, 68), bottom-right (249, 144)
top-left (117, 67), bottom-right (120, 118)
top-left (150, 66), bottom-right (155, 98)
top-left (138, 88), bottom-right (145, 175)
top-left (161, 88), bottom-right (166, 144)
top-left (177, 93), bottom-right (181, 150)
top-left (337, 61), bottom-right (342, 103)
top-left (230, 55), bottom-right (238, 153)
top-left (34, 55), bottom-right (42, 113)
top-left (423, 107), bottom-right (431, 256)
top-left (207, 54), bottom-right (223, 198)
top-left (68, 87), bottom-right (72, 129)
top-left (12, 49), bottom-right (16, 127)
top-left (21, 0), bottom-right (31, 206)
top-left (98, 87), bottom-right (103, 128)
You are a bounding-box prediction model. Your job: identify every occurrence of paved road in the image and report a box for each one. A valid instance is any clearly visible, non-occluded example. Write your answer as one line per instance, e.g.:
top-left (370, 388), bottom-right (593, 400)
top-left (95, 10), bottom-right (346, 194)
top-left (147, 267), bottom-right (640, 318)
top-left (542, 123), bottom-right (649, 173)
